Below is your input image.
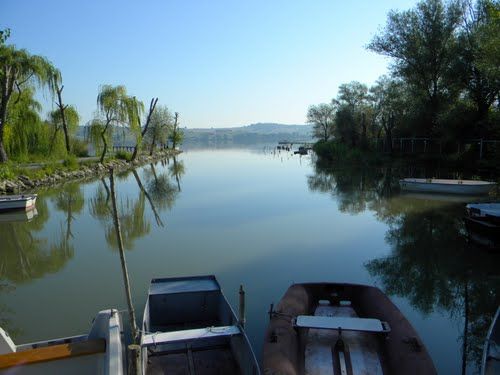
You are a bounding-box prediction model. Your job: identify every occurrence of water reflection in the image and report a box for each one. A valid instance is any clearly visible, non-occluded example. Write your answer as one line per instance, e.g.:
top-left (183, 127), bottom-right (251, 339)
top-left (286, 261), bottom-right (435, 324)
top-left (0, 197), bottom-right (71, 283)
top-left (308, 162), bottom-right (500, 372)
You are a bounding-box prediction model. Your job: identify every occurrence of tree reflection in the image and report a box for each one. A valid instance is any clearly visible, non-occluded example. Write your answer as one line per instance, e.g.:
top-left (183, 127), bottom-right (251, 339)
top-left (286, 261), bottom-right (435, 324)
top-left (0, 197), bottom-right (73, 283)
top-left (307, 162), bottom-right (500, 372)
top-left (89, 161), bottom-right (183, 251)
top-left (366, 205), bottom-right (499, 372)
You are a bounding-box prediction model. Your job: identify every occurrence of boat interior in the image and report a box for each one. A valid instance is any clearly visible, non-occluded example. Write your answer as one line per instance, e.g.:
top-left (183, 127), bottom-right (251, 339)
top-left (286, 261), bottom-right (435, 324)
top-left (0, 309), bottom-right (122, 375)
top-left (265, 283), bottom-right (435, 375)
top-left (142, 276), bottom-right (258, 375)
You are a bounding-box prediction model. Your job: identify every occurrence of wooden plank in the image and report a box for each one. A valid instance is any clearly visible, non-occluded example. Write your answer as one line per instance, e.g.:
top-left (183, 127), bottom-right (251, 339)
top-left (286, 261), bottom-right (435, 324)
top-left (142, 325), bottom-right (240, 347)
top-left (0, 339), bottom-right (106, 369)
top-left (296, 315), bottom-right (390, 333)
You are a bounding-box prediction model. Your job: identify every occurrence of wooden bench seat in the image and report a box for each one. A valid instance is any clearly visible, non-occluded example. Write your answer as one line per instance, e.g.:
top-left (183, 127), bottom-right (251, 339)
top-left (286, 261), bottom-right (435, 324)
top-left (294, 315), bottom-right (390, 333)
top-left (142, 325), bottom-right (241, 347)
top-left (0, 338), bottom-right (106, 369)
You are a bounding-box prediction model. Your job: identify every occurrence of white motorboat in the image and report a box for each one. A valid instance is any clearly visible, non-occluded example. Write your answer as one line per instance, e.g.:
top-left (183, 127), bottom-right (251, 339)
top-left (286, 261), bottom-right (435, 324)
top-left (0, 194), bottom-right (37, 211)
top-left (399, 179), bottom-right (496, 195)
top-left (0, 309), bottom-right (124, 375)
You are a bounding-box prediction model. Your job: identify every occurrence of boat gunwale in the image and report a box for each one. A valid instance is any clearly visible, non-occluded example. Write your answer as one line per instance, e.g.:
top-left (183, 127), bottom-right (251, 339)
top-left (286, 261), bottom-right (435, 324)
top-left (263, 282), bottom-right (437, 375)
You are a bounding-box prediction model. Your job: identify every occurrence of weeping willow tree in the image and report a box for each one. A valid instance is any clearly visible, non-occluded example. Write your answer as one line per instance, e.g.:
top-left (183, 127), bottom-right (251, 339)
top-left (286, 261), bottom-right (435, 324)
top-left (47, 105), bottom-right (79, 154)
top-left (0, 29), bottom-right (59, 162)
top-left (3, 86), bottom-right (51, 159)
top-left (88, 85), bottom-right (144, 162)
top-left (124, 95), bottom-right (144, 159)
top-left (89, 85), bottom-right (128, 163)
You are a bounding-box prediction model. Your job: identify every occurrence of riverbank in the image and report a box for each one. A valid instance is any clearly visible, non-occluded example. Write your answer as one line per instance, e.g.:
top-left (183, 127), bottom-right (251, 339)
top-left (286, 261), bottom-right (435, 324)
top-left (0, 150), bottom-right (180, 194)
top-left (313, 140), bottom-right (500, 177)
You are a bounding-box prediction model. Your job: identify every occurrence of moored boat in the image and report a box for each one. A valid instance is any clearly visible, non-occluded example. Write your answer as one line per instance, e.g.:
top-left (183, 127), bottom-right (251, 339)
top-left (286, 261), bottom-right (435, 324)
top-left (0, 194), bottom-right (37, 212)
top-left (0, 309), bottom-right (124, 374)
top-left (481, 307), bottom-right (500, 375)
top-left (465, 203), bottom-right (500, 248)
top-left (140, 275), bottom-right (260, 374)
top-left (399, 178), bottom-right (495, 195)
top-left (466, 203), bottom-right (500, 222)
top-left (263, 282), bottom-right (436, 375)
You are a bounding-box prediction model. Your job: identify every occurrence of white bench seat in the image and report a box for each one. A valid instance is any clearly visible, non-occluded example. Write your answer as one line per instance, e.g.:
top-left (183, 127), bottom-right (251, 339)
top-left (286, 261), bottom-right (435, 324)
top-left (142, 325), bottom-right (241, 347)
top-left (295, 315), bottom-right (390, 333)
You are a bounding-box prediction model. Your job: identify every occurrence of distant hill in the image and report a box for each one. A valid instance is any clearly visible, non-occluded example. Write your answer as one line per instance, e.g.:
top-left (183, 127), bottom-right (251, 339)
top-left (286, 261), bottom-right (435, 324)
top-left (184, 123), bottom-right (313, 146)
top-left (77, 122), bottom-right (314, 147)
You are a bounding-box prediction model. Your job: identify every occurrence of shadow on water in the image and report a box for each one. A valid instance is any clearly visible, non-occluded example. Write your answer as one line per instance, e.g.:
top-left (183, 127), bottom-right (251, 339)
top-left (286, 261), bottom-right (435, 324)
top-left (308, 161), bottom-right (500, 374)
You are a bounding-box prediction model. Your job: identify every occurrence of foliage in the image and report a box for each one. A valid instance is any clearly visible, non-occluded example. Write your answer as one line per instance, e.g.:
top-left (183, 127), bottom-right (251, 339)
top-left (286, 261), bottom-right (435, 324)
top-left (0, 32), bottom-right (59, 162)
top-left (144, 105), bottom-right (173, 153)
top-left (62, 155), bottom-right (79, 170)
top-left (71, 138), bottom-right (89, 157)
top-left (307, 103), bottom-right (336, 142)
top-left (47, 105), bottom-right (79, 154)
top-left (115, 150), bottom-right (132, 161)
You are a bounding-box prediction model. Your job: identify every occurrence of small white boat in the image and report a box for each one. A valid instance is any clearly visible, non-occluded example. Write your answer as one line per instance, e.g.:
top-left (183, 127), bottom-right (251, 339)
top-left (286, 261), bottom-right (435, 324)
top-left (0, 309), bottom-right (124, 375)
top-left (399, 178), bottom-right (496, 195)
top-left (481, 307), bottom-right (500, 375)
top-left (141, 275), bottom-right (260, 374)
top-left (0, 194), bottom-right (37, 211)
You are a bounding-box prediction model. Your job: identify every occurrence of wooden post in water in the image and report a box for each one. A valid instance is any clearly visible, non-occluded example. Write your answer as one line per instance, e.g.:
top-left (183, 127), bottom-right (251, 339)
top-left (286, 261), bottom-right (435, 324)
top-left (479, 139), bottom-right (483, 159)
top-left (110, 169), bottom-right (141, 375)
top-left (239, 285), bottom-right (246, 328)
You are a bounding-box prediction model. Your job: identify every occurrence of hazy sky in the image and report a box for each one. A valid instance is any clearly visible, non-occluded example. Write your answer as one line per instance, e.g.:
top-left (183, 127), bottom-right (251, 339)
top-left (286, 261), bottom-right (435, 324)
top-left (1, 0), bottom-right (418, 128)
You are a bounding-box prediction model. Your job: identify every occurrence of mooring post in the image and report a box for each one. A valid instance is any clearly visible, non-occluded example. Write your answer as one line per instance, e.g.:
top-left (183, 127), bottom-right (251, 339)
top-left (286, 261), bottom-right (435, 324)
top-left (239, 285), bottom-right (246, 328)
top-left (128, 344), bottom-right (141, 375)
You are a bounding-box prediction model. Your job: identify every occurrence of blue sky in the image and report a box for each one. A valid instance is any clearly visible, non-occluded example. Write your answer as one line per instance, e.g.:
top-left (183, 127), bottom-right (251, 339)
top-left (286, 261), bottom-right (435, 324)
top-left (1, 0), bottom-right (417, 128)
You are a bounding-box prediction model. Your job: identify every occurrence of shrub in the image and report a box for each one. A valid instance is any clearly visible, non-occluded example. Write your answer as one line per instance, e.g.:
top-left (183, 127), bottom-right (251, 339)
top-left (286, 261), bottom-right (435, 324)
top-left (115, 150), bottom-right (132, 161)
top-left (71, 139), bottom-right (89, 157)
top-left (63, 155), bottom-right (79, 170)
top-left (0, 164), bottom-right (15, 180)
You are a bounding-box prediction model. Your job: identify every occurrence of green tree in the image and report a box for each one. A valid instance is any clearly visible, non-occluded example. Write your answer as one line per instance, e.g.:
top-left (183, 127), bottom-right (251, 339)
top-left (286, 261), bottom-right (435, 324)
top-left (91, 85), bottom-right (129, 163)
top-left (370, 76), bottom-right (408, 153)
top-left (131, 97), bottom-right (158, 161)
top-left (47, 105), bottom-right (79, 154)
top-left (368, 0), bottom-right (463, 135)
top-left (455, 0), bottom-right (500, 136)
top-left (144, 105), bottom-right (173, 155)
top-left (333, 81), bottom-right (370, 147)
top-left (169, 112), bottom-right (183, 149)
top-left (0, 31), bottom-right (59, 162)
top-left (307, 103), bottom-right (336, 142)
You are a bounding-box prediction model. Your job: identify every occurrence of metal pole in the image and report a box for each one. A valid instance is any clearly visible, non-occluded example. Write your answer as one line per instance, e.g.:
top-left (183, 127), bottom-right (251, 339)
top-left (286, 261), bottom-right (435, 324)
top-left (239, 285), bottom-right (246, 327)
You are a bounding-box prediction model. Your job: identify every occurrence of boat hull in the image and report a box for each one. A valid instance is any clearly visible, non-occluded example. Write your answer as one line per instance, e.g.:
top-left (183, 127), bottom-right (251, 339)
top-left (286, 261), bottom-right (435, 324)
top-left (141, 275), bottom-right (260, 375)
top-left (0, 195), bottom-right (37, 211)
top-left (399, 179), bottom-right (495, 195)
top-left (263, 282), bottom-right (436, 375)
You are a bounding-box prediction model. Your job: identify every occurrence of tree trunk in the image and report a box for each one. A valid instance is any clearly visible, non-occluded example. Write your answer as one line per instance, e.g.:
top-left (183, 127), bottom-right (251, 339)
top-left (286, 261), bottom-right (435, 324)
top-left (0, 134), bottom-right (8, 162)
top-left (132, 97), bottom-right (158, 161)
top-left (109, 170), bottom-right (141, 375)
top-left (56, 84), bottom-right (71, 154)
top-left (100, 129), bottom-right (108, 163)
top-left (149, 132), bottom-right (156, 156)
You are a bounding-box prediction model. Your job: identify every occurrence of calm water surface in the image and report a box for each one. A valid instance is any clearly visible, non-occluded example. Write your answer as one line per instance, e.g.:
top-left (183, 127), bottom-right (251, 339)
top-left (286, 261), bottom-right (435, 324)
top-left (0, 148), bottom-right (498, 374)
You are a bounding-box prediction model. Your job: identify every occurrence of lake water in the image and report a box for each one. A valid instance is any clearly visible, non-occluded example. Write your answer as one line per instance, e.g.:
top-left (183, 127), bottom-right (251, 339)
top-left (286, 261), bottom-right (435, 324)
top-left (0, 148), bottom-right (498, 374)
